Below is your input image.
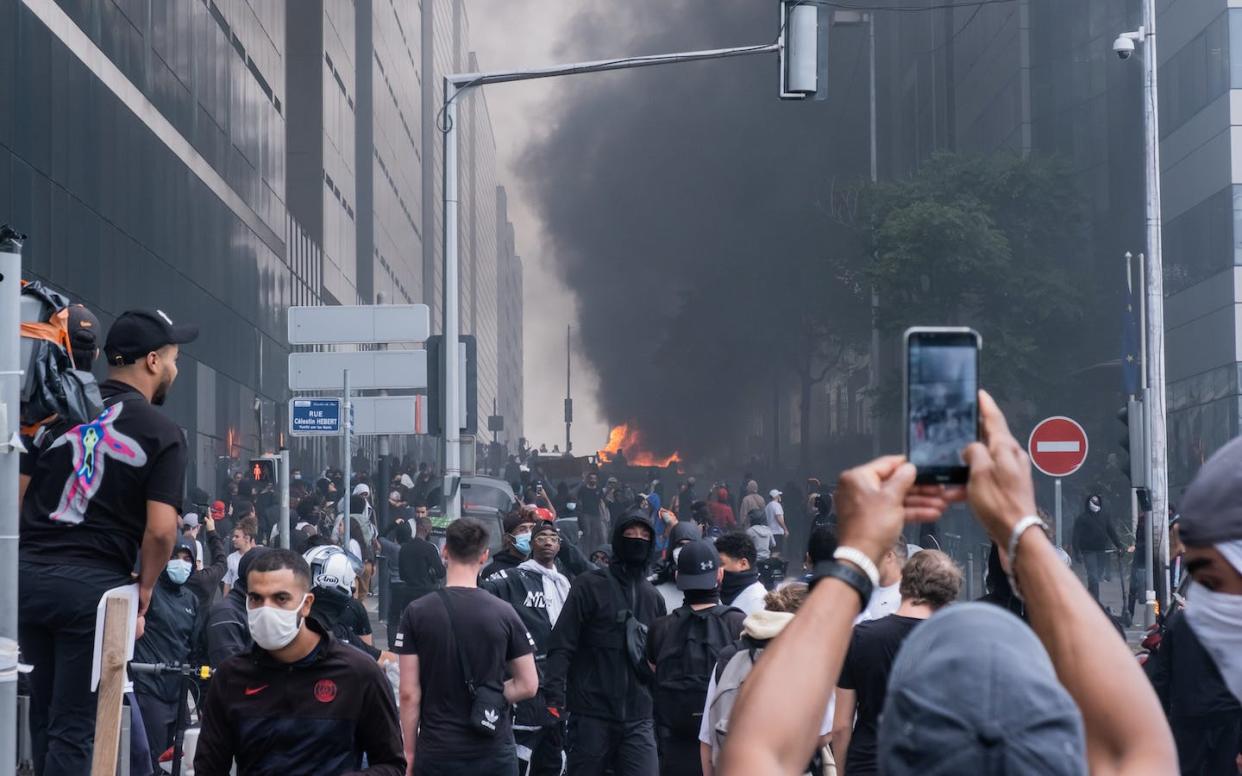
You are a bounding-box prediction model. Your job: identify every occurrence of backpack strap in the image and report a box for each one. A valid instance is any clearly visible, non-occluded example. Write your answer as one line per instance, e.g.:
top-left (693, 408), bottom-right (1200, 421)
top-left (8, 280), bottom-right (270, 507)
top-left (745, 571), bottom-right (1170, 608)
top-left (437, 590), bottom-right (478, 698)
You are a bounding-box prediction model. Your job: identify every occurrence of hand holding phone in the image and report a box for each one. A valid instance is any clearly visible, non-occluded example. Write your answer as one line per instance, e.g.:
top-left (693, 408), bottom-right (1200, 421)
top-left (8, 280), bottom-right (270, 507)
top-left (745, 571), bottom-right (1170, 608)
top-left (904, 327), bottom-right (981, 485)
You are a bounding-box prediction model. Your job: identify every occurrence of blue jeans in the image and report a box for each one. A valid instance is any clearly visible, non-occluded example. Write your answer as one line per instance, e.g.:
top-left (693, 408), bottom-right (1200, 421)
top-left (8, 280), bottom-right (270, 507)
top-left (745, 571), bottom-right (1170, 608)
top-left (414, 744), bottom-right (518, 776)
top-left (19, 562), bottom-right (131, 776)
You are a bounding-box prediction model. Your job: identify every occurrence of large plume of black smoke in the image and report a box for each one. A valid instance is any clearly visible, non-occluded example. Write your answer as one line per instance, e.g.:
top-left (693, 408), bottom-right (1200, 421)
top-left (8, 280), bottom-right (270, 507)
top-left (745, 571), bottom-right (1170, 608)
top-left (522, 2), bottom-right (868, 461)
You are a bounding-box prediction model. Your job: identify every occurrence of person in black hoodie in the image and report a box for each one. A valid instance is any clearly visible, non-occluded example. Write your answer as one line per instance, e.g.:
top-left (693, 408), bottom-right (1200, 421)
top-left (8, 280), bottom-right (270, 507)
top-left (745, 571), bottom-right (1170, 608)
top-left (1146, 608), bottom-right (1242, 774)
top-left (545, 509), bottom-right (667, 775)
top-left (1071, 494), bottom-right (1123, 602)
top-left (132, 540), bottom-right (201, 770)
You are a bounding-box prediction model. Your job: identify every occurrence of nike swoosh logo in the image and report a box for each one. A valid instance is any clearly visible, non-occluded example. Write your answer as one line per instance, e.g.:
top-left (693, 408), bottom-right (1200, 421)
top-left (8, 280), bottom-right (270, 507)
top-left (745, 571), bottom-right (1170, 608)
top-left (244, 685), bottom-right (269, 696)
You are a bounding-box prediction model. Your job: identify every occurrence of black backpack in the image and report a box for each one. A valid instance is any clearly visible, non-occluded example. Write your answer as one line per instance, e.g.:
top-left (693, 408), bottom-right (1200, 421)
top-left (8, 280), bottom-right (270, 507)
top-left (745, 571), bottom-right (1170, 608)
top-left (653, 605), bottom-right (740, 738)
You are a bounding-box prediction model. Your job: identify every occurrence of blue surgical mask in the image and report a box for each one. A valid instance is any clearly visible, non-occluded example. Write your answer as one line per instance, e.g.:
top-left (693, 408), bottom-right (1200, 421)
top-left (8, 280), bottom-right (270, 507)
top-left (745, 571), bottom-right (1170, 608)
top-left (514, 534), bottom-right (532, 555)
top-left (166, 559), bottom-right (192, 585)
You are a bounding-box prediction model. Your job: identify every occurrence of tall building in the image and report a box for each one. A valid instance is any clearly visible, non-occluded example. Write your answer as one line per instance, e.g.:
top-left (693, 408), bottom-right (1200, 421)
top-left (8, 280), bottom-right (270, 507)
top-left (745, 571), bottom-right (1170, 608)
top-left (4, 0), bottom-right (522, 489)
top-left (497, 186), bottom-right (524, 452)
top-left (3, 0), bottom-right (292, 492)
top-left (287, 0), bottom-right (358, 307)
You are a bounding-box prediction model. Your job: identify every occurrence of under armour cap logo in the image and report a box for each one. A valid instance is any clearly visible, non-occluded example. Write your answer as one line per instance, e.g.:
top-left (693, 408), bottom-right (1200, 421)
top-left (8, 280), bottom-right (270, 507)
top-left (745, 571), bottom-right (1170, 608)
top-left (156, 310), bottom-right (173, 325)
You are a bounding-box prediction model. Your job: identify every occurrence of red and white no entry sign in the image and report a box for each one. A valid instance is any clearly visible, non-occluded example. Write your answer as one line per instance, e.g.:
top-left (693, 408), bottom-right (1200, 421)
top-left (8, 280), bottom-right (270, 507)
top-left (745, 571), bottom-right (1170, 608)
top-left (1028, 416), bottom-right (1089, 477)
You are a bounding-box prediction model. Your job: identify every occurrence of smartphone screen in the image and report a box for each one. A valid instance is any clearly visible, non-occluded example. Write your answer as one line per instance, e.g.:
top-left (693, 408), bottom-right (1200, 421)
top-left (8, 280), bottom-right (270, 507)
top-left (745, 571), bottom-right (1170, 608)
top-left (905, 328), bottom-right (980, 484)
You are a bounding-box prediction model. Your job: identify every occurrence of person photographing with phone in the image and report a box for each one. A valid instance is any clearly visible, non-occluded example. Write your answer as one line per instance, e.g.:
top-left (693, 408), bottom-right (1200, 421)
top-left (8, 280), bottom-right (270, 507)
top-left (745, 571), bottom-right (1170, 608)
top-left (717, 390), bottom-right (1176, 775)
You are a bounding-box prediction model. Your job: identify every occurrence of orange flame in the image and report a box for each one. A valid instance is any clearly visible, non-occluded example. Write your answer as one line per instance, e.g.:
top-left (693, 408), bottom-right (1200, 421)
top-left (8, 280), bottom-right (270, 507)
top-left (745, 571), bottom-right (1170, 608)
top-left (598, 423), bottom-right (682, 468)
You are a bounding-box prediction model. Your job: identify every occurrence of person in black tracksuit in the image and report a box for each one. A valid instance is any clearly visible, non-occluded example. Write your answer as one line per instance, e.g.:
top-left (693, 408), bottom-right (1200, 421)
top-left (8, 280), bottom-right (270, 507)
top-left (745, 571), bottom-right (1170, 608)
top-left (205, 547), bottom-right (268, 667)
top-left (133, 540), bottom-right (201, 770)
top-left (483, 562), bottom-right (561, 775)
top-left (195, 550), bottom-right (404, 775)
top-left (1146, 608), bottom-right (1242, 775)
top-left (544, 509), bottom-right (667, 776)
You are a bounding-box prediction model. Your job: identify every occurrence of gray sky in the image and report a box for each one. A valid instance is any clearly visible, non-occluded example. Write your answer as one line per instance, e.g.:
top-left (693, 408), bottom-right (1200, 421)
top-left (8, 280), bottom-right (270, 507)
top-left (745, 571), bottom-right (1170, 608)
top-left (465, 0), bottom-right (611, 455)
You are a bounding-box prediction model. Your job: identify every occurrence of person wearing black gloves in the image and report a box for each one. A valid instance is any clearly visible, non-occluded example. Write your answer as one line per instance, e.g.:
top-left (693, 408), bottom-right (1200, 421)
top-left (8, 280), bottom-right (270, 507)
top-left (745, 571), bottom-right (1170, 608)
top-left (544, 509), bottom-right (667, 775)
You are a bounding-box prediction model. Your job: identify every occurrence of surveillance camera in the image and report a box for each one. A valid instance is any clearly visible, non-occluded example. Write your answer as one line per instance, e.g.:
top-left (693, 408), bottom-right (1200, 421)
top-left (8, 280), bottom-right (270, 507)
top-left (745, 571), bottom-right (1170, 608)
top-left (1113, 35), bottom-right (1135, 60)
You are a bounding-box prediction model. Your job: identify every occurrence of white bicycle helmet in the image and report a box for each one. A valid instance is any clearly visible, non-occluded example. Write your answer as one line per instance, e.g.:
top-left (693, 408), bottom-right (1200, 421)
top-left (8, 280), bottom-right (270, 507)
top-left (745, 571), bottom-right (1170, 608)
top-left (303, 545), bottom-right (357, 596)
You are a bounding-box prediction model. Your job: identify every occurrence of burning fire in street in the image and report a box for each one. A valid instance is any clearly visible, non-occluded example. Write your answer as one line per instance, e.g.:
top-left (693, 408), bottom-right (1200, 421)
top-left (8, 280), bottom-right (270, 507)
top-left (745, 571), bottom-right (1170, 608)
top-left (598, 423), bottom-right (682, 468)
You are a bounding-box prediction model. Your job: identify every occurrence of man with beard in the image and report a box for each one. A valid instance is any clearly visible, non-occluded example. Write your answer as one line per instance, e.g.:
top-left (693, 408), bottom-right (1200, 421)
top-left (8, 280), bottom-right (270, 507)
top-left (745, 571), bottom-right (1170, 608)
top-left (19, 309), bottom-right (196, 775)
top-left (545, 509), bottom-right (667, 775)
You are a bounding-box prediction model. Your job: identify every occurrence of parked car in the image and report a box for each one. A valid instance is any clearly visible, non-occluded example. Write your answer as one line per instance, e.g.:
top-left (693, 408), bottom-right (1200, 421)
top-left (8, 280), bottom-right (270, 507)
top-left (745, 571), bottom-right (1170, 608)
top-left (426, 475), bottom-right (519, 554)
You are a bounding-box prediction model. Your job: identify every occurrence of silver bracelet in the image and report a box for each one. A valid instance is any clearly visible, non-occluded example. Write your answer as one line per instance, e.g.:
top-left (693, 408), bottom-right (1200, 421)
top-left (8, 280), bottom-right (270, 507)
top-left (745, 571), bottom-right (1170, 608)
top-left (1006, 515), bottom-right (1046, 601)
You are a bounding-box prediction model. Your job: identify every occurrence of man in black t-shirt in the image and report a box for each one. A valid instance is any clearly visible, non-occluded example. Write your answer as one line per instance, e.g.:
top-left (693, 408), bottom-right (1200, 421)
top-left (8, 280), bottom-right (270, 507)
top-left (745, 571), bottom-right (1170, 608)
top-left (832, 549), bottom-right (962, 775)
top-left (19, 308), bottom-right (196, 776)
top-left (395, 518), bottom-right (538, 776)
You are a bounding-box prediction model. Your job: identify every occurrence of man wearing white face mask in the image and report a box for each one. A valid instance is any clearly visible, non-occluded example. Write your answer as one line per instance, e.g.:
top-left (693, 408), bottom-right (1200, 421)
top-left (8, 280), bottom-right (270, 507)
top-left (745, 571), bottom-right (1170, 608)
top-left (1170, 438), bottom-right (1242, 711)
top-left (195, 549), bottom-right (405, 775)
top-left (132, 540), bottom-right (200, 772)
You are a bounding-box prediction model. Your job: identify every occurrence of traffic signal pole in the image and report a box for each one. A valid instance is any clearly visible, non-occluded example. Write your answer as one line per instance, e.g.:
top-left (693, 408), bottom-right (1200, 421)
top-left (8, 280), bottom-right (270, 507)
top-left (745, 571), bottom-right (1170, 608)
top-left (0, 229), bottom-right (23, 774)
top-left (341, 369), bottom-right (352, 547)
top-left (439, 4), bottom-right (819, 518)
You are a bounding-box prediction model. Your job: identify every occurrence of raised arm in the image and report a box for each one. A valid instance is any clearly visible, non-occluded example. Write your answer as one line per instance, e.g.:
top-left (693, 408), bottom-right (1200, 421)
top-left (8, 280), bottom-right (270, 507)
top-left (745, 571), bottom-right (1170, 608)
top-left (719, 456), bottom-right (946, 775)
top-left (963, 390), bottom-right (1176, 776)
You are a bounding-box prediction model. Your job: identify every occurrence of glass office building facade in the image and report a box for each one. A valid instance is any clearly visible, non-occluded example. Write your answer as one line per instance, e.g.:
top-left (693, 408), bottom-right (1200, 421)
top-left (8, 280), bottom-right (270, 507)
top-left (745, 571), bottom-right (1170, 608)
top-left (4, 0), bottom-right (523, 493)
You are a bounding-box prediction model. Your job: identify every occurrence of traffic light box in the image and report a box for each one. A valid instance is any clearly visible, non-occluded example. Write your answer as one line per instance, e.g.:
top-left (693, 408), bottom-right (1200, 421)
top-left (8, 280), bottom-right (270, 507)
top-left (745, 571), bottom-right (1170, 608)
top-left (1117, 398), bottom-right (1147, 487)
top-left (249, 457), bottom-right (278, 486)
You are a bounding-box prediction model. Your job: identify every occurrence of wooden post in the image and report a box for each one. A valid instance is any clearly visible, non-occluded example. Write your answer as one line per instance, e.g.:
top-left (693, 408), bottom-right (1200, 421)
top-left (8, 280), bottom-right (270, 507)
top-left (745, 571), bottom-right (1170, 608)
top-left (91, 597), bottom-right (131, 775)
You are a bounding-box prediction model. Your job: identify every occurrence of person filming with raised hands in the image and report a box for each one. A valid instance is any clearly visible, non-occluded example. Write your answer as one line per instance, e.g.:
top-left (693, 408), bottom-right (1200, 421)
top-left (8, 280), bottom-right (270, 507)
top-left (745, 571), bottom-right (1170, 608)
top-left (719, 390), bottom-right (1176, 776)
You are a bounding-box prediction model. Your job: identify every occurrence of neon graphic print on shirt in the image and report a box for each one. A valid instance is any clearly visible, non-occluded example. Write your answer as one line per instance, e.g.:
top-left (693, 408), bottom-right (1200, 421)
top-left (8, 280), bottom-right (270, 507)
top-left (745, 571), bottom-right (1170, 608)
top-left (48, 403), bottom-right (147, 524)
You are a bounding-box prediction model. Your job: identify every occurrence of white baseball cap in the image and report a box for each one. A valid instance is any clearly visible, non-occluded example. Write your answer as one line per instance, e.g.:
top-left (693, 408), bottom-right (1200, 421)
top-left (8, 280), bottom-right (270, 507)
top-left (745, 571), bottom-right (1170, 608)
top-left (352, 483), bottom-right (371, 497)
top-left (769, 489), bottom-right (782, 498)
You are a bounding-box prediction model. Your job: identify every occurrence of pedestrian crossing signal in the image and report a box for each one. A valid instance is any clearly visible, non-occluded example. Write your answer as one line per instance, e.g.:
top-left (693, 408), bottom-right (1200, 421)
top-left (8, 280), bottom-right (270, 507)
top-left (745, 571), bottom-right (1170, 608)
top-left (250, 457), bottom-right (277, 485)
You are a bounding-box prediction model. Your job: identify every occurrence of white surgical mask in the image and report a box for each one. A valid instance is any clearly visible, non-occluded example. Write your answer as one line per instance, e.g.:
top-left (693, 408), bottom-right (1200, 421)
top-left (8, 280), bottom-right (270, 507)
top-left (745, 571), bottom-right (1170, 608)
top-left (1186, 580), bottom-right (1242, 704)
top-left (247, 594), bottom-right (308, 652)
top-left (165, 559), bottom-right (192, 585)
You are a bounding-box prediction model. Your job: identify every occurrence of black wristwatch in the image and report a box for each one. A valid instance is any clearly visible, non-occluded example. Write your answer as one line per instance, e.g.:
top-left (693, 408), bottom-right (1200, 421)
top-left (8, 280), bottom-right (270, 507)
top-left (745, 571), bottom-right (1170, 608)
top-left (810, 560), bottom-right (873, 611)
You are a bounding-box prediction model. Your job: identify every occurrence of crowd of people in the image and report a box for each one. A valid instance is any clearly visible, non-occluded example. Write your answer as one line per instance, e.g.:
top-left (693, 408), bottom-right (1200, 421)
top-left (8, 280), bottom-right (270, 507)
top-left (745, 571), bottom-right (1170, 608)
top-left (12, 307), bottom-right (1242, 776)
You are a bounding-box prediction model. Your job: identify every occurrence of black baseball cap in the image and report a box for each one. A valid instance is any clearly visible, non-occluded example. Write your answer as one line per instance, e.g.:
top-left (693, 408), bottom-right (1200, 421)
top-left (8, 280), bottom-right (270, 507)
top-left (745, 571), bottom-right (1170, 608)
top-left (104, 309), bottom-right (198, 366)
top-left (66, 304), bottom-right (101, 357)
top-left (676, 539), bottom-right (721, 591)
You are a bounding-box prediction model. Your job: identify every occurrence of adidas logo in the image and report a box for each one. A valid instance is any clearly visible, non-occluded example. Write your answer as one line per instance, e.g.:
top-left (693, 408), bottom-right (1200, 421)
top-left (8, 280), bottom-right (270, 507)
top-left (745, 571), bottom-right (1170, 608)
top-left (482, 708), bottom-right (499, 730)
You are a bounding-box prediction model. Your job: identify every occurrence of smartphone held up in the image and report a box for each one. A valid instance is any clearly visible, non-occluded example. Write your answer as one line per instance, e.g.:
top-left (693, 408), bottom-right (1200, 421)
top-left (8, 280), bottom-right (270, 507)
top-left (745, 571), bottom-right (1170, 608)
top-left (904, 328), bottom-right (981, 485)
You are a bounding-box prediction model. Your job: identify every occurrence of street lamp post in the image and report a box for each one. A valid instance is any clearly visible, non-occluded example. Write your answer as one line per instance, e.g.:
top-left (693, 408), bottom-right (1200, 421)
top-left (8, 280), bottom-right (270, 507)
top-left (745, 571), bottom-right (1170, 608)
top-left (1115, 0), bottom-right (1167, 622)
top-left (439, 4), bottom-right (819, 519)
top-left (834, 9), bottom-right (881, 454)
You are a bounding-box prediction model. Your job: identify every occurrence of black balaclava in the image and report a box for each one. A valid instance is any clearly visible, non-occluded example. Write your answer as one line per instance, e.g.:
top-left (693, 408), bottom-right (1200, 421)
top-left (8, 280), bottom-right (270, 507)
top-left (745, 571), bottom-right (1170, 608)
top-left (683, 588), bottom-right (719, 606)
top-left (612, 510), bottom-right (654, 575)
top-left (721, 568), bottom-right (759, 605)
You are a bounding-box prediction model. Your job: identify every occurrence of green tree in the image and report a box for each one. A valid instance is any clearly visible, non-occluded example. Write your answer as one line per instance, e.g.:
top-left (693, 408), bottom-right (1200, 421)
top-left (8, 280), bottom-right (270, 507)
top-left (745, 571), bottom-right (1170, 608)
top-left (847, 152), bottom-right (1089, 425)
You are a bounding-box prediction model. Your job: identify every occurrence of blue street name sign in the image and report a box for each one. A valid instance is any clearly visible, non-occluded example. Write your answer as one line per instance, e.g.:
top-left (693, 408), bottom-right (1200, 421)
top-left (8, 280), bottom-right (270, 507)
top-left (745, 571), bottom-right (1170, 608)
top-left (289, 398), bottom-right (342, 436)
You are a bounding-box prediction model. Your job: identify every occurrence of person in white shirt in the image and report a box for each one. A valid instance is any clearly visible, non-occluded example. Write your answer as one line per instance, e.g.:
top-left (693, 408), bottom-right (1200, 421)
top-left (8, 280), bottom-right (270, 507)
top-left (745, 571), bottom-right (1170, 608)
top-left (716, 531), bottom-right (769, 616)
top-left (764, 489), bottom-right (787, 556)
top-left (518, 522), bottom-right (572, 624)
top-left (221, 514), bottom-right (258, 595)
top-left (857, 537), bottom-right (909, 623)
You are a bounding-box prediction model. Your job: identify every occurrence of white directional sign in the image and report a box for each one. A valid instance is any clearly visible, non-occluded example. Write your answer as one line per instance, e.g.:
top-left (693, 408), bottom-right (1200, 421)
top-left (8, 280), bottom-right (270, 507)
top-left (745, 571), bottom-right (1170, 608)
top-left (287, 351), bottom-right (427, 391)
top-left (288, 304), bottom-right (431, 345)
top-left (349, 396), bottom-right (428, 436)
